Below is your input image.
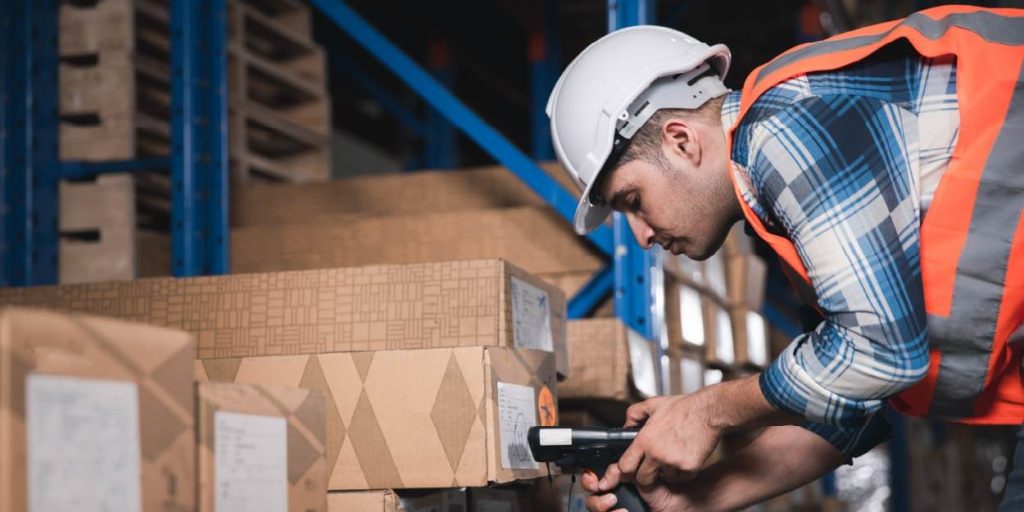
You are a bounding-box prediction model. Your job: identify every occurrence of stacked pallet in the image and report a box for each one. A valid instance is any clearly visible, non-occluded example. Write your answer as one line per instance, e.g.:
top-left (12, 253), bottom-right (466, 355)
top-left (57, 0), bottom-right (331, 283)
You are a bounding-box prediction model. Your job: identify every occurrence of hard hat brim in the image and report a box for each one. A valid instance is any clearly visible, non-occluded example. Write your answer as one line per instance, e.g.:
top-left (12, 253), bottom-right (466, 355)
top-left (573, 177), bottom-right (612, 235)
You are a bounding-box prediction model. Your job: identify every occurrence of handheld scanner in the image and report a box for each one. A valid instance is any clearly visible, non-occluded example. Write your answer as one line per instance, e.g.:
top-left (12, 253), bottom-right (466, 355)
top-left (528, 426), bottom-right (639, 468)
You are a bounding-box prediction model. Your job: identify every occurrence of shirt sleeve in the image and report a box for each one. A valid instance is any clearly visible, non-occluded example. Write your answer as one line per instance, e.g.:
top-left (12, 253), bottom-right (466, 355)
top-left (743, 93), bottom-right (930, 428)
top-left (805, 408), bottom-right (893, 460)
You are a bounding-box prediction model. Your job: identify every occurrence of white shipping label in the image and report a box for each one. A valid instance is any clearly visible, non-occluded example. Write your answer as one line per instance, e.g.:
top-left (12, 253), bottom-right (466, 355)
top-left (747, 311), bottom-right (769, 366)
top-left (26, 374), bottom-right (142, 512)
top-left (626, 329), bottom-right (658, 398)
top-left (716, 309), bottom-right (735, 364)
top-left (497, 382), bottom-right (538, 469)
top-left (214, 411), bottom-right (288, 512)
top-left (510, 277), bottom-right (554, 352)
top-left (680, 357), bottom-right (704, 395)
top-left (679, 286), bottom-right (705, 346)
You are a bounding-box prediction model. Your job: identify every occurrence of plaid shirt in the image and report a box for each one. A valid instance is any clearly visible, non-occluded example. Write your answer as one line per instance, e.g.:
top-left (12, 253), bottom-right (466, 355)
top-left (723, 47), bottom-right (960, 458)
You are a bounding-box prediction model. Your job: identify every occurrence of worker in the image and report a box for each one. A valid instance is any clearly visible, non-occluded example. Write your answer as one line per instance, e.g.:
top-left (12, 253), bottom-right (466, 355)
top-left (545, 5), bottom-right (1024, 511)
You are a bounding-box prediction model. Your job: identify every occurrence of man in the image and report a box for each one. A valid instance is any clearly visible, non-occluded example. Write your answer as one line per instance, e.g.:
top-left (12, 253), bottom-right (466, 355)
top-left (545, 5), bottom-right (1024, 511)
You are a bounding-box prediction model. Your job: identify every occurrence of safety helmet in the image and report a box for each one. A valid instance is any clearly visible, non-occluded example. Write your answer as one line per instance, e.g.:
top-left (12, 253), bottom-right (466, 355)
top-left (547, 26), bottom-right (731, 234)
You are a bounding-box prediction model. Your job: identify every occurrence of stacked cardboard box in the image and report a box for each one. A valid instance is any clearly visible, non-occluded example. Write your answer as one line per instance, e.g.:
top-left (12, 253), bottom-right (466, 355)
top-left (197, 382), bottom-right (328, 512)
top-left (0, 308), bottom-right (195, 511)
top-left (328, 486), bottom-right (531, 511)
top-left (557, 318), bottom-right (659, 427)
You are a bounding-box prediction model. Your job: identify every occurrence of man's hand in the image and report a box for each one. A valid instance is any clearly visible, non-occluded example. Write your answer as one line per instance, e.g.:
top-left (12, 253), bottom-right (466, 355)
top-left (581, 467), bottom-right (705, 512)
top-left (615, 393), bottom-right (722, 486)
top-left (611, 375), bottom-right (800, 489)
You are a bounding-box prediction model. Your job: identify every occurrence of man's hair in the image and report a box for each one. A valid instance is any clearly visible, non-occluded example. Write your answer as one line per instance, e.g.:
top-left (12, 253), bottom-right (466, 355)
top-left (618, 94), bottom-right (727, 169)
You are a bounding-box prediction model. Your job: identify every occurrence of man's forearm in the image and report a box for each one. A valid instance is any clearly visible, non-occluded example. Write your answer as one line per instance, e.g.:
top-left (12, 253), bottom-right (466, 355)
top-left (702, 373), bottom-right (802, 432)
top-left (684, 425), bottom-right (846, 511)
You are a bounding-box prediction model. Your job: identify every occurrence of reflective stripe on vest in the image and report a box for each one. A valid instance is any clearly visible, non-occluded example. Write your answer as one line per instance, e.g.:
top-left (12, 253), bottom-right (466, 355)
top-left (727, 6), bottom-right (1024, 423)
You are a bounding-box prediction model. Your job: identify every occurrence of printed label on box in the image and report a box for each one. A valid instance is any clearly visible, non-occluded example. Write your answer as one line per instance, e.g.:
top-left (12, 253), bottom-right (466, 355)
top-left (214, 411), bottom-right (288, 512)
top-left (26, 374), bottom-right (142, 512)
top-left (497, 382), bottom-right (538, 469)
top-left (510, 277), bottom-right (554, 353)
top-left (626, 329), bottom-right (658, 398)
top-left (747, 311), bottom-right (768, 366)
top-left (681, 357), bottom-right (704, 395)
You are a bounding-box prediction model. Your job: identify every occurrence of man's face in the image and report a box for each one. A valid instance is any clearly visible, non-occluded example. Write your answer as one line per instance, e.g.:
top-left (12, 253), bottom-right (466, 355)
top-left (597, 118), bottom-right (740, 260)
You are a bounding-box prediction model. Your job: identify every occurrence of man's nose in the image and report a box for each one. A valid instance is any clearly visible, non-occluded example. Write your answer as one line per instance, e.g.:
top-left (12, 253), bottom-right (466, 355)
top-left (625, 214), bottom-right (656, 250)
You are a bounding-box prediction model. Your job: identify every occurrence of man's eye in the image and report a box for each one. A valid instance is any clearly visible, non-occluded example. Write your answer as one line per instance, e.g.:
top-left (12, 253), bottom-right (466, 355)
top-left (629, 195), bottom-right (642, 212)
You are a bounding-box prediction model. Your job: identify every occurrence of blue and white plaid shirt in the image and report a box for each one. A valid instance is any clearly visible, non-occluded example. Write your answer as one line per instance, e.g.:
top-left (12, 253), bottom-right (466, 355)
top-left (723, 46), bottom-right (960, 458)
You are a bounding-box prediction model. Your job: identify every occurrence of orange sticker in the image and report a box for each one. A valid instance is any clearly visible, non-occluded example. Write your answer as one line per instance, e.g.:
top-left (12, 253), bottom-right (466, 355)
top-left (537, 385), bottom-right (557, 426)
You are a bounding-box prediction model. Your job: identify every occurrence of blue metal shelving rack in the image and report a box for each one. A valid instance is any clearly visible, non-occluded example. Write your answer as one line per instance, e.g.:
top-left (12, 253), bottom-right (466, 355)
top-left (1, 0), bottom-right (228, 286)
top-left (3, 0), bottom-right (666, 393)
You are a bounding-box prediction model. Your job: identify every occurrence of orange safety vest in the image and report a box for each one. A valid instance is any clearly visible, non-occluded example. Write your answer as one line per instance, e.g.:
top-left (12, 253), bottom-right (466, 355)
top-left (727, 5), bottom-right (1024, 424)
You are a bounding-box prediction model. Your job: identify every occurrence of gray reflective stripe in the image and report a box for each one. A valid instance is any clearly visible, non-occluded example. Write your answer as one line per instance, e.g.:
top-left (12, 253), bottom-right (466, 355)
top-left (928, 61), bottom-right (1024, 420)
top-left (757, 10), bottom-right (1024, 83)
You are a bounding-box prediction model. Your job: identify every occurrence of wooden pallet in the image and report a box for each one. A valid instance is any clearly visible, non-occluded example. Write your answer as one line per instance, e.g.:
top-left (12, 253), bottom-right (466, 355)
top-left (59, 0), bottom-right (330, 184)
top-left (59, 175), bottom-right (170, 283)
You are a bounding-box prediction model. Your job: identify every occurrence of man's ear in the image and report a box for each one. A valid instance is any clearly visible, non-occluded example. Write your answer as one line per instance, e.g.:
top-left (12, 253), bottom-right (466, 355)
top-left (662, 118), bottom-right (701, 166)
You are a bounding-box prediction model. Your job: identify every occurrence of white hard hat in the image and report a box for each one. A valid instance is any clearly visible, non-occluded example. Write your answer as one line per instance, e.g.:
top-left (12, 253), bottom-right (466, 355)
top-left (547, 26), bottom-right (731, 234)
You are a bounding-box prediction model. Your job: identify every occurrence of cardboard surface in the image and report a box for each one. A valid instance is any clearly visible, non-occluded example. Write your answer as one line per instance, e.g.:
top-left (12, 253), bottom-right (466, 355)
top-left (197, 382), bottom-right (327, 512)
top-left (327, 490), bottom-right (398, 512)
top-left (230, 207), bottom-right (604, 277)
top-left (702, 297), bottom-right (735, 367)
top-left (559, 319), bottom-right (657, 402)
top-left (0, 308), bottom-right (194, 512)
top-left (0, 259), bottom-right (569, 377)
top-left (234, 165), bottom-right (547, 226)
top-left (195, 345), bottom-right (557, 490)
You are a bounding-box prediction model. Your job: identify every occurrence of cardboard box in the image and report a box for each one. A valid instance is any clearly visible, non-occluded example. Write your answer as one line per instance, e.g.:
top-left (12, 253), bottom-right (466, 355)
top-left (702, 297), bottom-right (735, 366)
top-left (230, 206), bottom-right (605, 277)
top-left (197, 382), bottom-right (327, 512)
top-left (0, 259), bottom-right (570, 378)
top-left (559, 318), bottom-right (658, 402)
top-left (0, 308), bottom-right (195, 512)
top-left (726, 253), bottom-right (767, 310)
top-left (665, 277), bottom-right (705, 349)
top-left (730, 308), bottom-right (769, 368)
top-left (722, 223), bottom-right (756, 257)
top-left (234, 164), bottom-right (547, 226)
top-left (667, 347), bottom-right (705, 396)
top-left (702, 251), bottom-right (728, 301)
top-left (195, 345), bottom-right (557, 490)
top-left (661, 250), bottom-right (705, 288)
top-left (327, 490), bottom-right (399, 512)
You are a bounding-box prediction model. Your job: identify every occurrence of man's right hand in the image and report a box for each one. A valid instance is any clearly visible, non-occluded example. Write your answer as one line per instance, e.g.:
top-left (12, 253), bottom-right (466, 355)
top-left (580, 465), bottom-right (703, 512)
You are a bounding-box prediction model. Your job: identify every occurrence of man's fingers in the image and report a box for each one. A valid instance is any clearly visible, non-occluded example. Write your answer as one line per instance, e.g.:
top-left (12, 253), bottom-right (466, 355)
top-left (580, 470), bottom-right (601, 493)
top-left (585, 492), bottom-right (618, 512)
top-left (660, 466), bottom-right (697, 485)
top-left (635, 456), bottom-right (661, 487)
top-left (597, 463), bottom-right (622, 492)
top-left (624, 399), bottom-right (655, 427)
top-left (617, 440), bottom-right (643, 476)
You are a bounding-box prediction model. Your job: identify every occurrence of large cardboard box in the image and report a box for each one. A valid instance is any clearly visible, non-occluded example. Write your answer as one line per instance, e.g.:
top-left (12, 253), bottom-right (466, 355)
top-left (730, 308), bottom-right (769, 369)
top-left (230, 206), bottom-right (605, 277)
top-left (328, 490), bottom-right (400, 512)
top-left (234, 165), bottom-right (547, 226)
top-left (0, 308), bottom-right (195, 512)
top-left (0, 259), bottom-right (570, 377)
top-left (197, 382), bottom-right (327, 512)
top-left (559, 318), bottom-right (658, 402)
top-left (195, 345), bottom-right (557, 490)
top-left (665, 277), bottom-right (706, 349)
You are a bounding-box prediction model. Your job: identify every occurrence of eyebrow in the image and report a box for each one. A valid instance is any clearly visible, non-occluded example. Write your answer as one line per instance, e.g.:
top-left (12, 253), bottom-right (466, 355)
top-left (606, 186), bottom-right (637, 211)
